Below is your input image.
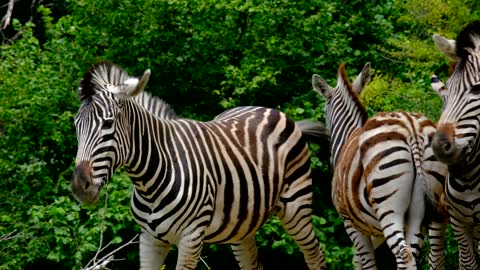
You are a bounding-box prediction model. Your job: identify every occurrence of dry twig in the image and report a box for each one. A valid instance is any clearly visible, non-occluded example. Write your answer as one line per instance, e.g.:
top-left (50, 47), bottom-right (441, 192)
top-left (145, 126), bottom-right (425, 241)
top-left (1, 0), bottom-right (15, 29)
top-left (0, 230), bottom-right (20, 242)
top-left (81, 193), bottom-right (139, 270)
top-left (82, 235), bottom-right (139, 270)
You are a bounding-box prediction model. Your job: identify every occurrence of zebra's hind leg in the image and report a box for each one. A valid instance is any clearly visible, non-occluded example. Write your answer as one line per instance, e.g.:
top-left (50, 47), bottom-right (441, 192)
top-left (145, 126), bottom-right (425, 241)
top-left (343, 219), bottom-right (377, 270)
top-left (428, 220), bottom-right (447, 270)
top-left (405, 175), bottom-right (428, 261)
top-left (231, 235), bottom-right (263, 270)
top-left (376, 211), bottom-right (415, 269)
top-left (139, 230), bottom-right (171, 270)
top-left (276, 193), bottom-right (326, 269)
top-left (450, 219), bottom-right (478, 270)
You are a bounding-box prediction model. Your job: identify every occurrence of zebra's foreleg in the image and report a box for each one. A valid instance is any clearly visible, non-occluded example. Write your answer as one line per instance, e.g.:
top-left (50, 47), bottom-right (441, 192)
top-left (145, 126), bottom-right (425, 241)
top-left (139, 230), bottom-right (171, 270)
top-left (231, 235), bottom-right (263, 270)
top-left (277, 191), bottom-right (326, 270)
top-left (175, 226), bottom-right (206, 270)
top-left (428, 220), bottom-right (447, 270)
top-left (343, 219), bottom-right (377, 270)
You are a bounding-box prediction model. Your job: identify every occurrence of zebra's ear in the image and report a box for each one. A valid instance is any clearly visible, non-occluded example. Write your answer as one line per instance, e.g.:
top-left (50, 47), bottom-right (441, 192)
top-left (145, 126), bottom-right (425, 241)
top-left (433, 34), bottom-right (457, 61)
top-left (123, 69), bottom-right (151, 97)
top-left (431, 75), bottom-right (448, 101)
top-left (312, 74), bottom-right (332, 100)
top-left (352, 62), bottom-right (371, 94)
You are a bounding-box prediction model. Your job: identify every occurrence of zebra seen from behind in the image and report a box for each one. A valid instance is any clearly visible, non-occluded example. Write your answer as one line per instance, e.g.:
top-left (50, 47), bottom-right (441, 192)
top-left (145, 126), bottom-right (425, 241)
top-left (71, 61), bottom-right (329, 270)
top-left (312, 63), bottom-right (448, 269)
top-left (430, 20), bottom-right (480, 270)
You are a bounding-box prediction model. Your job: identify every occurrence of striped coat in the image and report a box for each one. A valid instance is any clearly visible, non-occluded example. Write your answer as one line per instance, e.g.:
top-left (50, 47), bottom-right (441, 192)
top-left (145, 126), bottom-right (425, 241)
top-left (313, 63), bottom-right (448, 269)
top-left (71, 62), bottom-right (328, 270)
top-left (431, 20), bottom-right (480, 270)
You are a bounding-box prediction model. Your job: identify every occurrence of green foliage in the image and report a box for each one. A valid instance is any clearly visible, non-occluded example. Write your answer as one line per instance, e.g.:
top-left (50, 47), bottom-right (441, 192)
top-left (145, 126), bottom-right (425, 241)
top-left (0, 172), bottom-right (136, 270)
top-left (0, 0), bottom-right (470, 269)
top-left (61, 0), bottom-right (401, 120)
top-left (361, 74), bottom-right (443, 121)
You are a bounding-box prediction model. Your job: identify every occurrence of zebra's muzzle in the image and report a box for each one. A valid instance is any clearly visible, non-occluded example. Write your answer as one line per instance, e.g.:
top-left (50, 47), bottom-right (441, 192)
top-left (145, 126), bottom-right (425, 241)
top-left (71, 161), bottom-right (101, 205)
top-left (432, 123), bottom-right (462, 165)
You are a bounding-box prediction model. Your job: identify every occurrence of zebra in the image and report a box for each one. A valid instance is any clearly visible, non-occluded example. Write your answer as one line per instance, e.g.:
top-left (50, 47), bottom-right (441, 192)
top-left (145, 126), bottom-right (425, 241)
top-left (70, 61), bottom-right (329, 270)
top-left (312, 63), bottom-right (448, 269)
top-left (430, 20), bottom-right (480, 270)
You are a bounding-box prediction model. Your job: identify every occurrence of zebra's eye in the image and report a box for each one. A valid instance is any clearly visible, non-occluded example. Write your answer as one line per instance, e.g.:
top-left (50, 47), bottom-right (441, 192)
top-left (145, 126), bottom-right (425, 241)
top-left (102, 119), bottom-right (114, 130)
top-left (470, 84), bottom-right (480, 95)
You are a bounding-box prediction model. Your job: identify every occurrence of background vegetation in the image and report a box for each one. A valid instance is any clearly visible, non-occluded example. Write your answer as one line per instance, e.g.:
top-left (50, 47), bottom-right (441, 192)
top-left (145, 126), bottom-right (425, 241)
top-left (1, 0), bottom-right (479, 269)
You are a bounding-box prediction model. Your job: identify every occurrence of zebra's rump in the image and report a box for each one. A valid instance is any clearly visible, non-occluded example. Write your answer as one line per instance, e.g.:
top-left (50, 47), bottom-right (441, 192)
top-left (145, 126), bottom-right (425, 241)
top-left (332, 111), bottom-right (445, 235)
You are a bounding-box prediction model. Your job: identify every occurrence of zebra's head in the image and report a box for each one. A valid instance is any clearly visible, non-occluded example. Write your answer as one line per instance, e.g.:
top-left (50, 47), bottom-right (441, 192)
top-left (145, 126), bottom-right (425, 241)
top-left (311, 63), bottom-right (371, 165)
top-left (72, 62), bottom-right (151, 204)
top-left (312, 63), bottom-right (370, 129)
top-left (431, 21), bottom-right (480, 166)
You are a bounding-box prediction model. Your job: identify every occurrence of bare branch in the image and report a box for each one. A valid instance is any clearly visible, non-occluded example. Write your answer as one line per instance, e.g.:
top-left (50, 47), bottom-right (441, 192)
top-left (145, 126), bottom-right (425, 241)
top-left (83, 193), bottom-right (109, 269)
top-left (88, 255), bottom-right (113, 270)
top-left (82, 234), bottom-right (139, 270)
top-left (200, 256), bottom-right (211, 270)
top-left (93, 193), bottom-right (109, 264)
top-left (1, 0), bottom-right (14, 29)
top-left (81, 191), bottom-right (139, 270)
top-left (0, 230), bottom-right (20, 242)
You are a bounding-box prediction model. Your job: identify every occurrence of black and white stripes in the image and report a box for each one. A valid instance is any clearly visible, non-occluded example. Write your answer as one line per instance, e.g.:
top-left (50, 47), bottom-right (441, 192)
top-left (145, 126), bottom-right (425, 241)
top-left (71, 61), bottom-right (328, 270)
top-left (432, 20), bottom-right (480, 270)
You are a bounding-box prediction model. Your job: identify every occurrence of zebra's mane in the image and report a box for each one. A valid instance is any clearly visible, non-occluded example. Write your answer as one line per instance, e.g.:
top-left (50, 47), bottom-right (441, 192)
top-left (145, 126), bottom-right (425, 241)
top-left (456, 20), bottom-right (480, 61)
top-left (79, 61), bottom-right (178, 119)
top-left (133, 91), bottom-right (178, 120)
top-left (338, 63), bottom-right (368, 124)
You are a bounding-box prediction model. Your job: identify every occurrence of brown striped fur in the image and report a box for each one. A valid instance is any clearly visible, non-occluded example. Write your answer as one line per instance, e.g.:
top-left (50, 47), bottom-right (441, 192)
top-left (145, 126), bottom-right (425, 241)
top-left (332, 111), bottom-right (448, 269)
top-left (314, 64), bottom-right (448, 269)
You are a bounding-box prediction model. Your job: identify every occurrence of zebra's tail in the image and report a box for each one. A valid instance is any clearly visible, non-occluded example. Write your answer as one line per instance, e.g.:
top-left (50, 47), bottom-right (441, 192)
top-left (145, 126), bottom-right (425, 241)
top-left (408, 136), bottom-right (437, 226)
top-left (295, 120), bottom-right (330, 144)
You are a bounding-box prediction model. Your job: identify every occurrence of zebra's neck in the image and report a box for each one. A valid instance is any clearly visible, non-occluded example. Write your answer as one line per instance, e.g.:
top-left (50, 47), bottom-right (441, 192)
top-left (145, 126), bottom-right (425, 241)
top-left (121, 97), bottom-right (176, 187)
top-left (451, 136), bottom-right (480, 181)
top-left (329, 90), bottom-right (367, 167)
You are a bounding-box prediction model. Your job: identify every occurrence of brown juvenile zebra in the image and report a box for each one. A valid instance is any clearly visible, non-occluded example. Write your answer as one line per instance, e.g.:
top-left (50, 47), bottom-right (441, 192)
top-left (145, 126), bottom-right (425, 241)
top-left (312, 63), bottom-right (448, 269)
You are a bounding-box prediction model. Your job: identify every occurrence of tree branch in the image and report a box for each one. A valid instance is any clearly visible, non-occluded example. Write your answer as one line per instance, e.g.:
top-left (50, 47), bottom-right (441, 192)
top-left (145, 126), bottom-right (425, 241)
top-left (200, 256), bottom-right (211, 270)
top-left (1, 0), bottom-right (14, 29)
top-left (93, 193), bottom-right (109, 264)
top-left (0, 230), bottom-right (20, 242)
top-left (82, 234), bottom-right (139, 270)
top-left (81, 192), bottom-right (139, 270)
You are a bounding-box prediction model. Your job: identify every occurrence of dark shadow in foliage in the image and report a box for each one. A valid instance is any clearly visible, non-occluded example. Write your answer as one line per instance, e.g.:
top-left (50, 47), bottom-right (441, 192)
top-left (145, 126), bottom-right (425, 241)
top-left (375, 241), bottom-right (397, 270)
top-left (0, 0), bottom-right (69, 45)
top-left (23, 258), bottom-right (70, 270)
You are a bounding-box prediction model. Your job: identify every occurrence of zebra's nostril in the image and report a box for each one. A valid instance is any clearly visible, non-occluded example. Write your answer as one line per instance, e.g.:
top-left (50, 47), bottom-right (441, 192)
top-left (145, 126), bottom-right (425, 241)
top-left (435, 131), bottom-right (453, 154)
top-left (84, 180), bottom-right (90, 190)
top-left (442, 141), bottom-right (452, 152)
